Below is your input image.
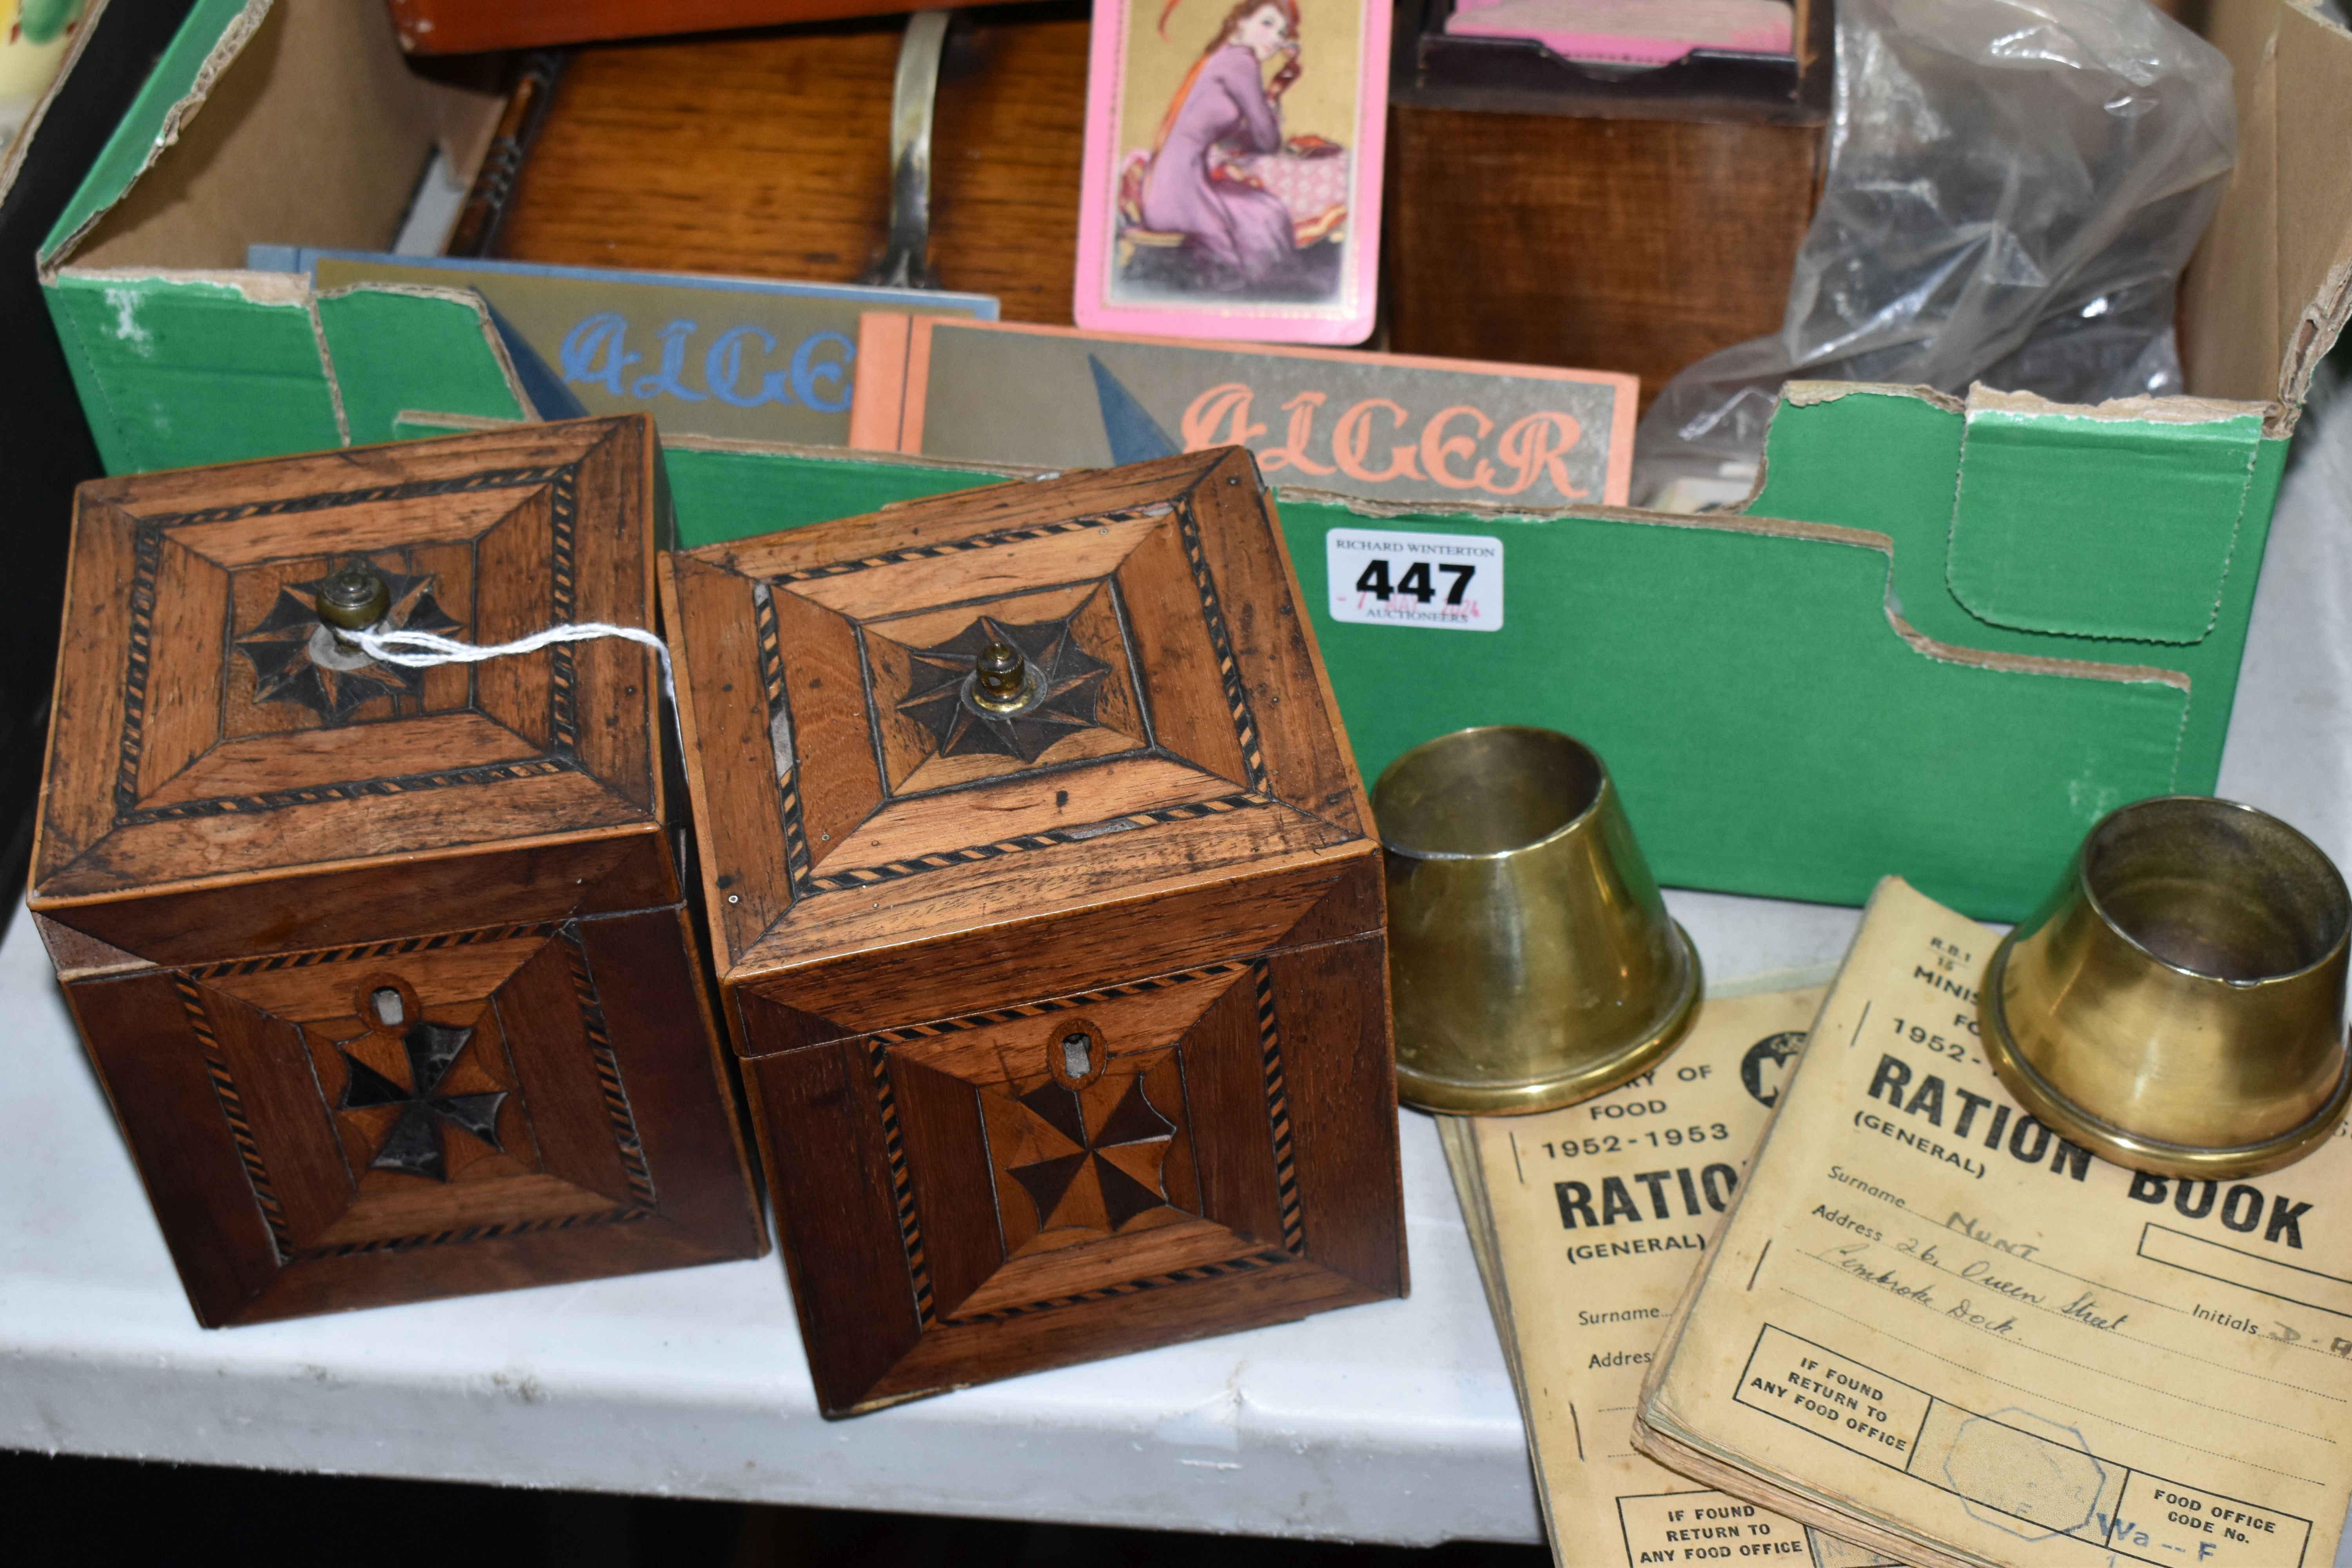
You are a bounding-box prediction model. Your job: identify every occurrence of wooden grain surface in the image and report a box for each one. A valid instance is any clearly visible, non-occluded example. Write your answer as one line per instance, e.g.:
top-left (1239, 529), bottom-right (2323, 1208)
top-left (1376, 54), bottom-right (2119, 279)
top-left (36, 419), bottom-right (667, 906)
top-left (32, 417), bottom-right (766, 1327)
top-left (494, 7), bottom-right (1819, 396)
top-left (1387, 106), bottom-right (1821, 409)
top-left (497, 5), bottom-right (1091, 323)
top-left (665, 448), bottom-right (1401, 1413)
top-left (667, 449), bottom-right (1373, 981)
top-left (390, 0), bottom-right (1037, 58)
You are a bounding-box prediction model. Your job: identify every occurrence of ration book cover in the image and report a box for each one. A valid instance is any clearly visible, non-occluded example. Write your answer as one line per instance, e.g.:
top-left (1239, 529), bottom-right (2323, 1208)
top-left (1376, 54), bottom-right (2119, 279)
top-left (1636, 877), bottom-right (2352, 1568)
top-left (1444, 984), bottom-right (1897, 1568)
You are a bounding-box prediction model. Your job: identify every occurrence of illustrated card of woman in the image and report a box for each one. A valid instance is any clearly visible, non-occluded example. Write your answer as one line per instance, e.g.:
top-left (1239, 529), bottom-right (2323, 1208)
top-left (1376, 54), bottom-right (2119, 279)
top-left (1074, 0), bottom-right (1390, 345)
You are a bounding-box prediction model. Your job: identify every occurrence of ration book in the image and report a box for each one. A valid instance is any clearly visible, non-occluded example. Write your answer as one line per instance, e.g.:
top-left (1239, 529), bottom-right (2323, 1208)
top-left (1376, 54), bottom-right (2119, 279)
top-left (1635, 878), bottom-right (2352, 1568)
top-left (1443, 982), bottom-right (1896, 1568)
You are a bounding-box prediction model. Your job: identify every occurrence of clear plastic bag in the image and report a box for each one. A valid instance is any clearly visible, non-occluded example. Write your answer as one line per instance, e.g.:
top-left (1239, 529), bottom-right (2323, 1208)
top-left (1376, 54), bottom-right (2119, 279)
top-left (1632, 0), bottom-right (2238, 508)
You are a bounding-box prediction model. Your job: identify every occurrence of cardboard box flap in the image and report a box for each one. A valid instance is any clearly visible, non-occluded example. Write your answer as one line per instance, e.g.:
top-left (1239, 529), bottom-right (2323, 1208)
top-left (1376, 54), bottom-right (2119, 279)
top-left (1945, 386), bottom-right (2266, 645)
top-left (33, 0), bottom-right (526, 474)
top-left (316, 285), bottom-right (537, 446)
top-left (2180, 0), bottom-right (2352, 419)
top-left (38, 0), bottom-right (264, 271)
top-left (50, 269), bottom-right (534, 472)
top-left (47, 268), bottom-right (348, 463)
top-left (1746, 380), bottom-right (2281, 795)
top-left (41, 1), bottom-right (501, 275)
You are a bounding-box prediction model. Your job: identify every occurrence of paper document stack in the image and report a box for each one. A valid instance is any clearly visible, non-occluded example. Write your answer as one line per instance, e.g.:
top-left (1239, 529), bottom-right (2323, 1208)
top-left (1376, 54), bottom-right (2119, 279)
top-left (1633, 879), bottom-right (2352, 1568)
top-left (1441, 980), bottom-right (1897, 1568)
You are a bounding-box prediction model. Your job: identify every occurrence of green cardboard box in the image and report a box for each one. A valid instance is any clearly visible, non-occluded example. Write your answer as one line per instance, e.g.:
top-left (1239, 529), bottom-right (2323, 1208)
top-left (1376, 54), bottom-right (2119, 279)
top-left (38, 0), bottom-right (2352, 919)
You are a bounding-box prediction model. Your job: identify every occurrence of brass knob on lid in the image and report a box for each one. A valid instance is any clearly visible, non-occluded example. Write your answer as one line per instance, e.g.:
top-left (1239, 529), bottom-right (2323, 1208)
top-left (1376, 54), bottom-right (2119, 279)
top-left (315, 564), bottom-right (391, 633)
top-left (970, 640), bottom-right (1030, 713)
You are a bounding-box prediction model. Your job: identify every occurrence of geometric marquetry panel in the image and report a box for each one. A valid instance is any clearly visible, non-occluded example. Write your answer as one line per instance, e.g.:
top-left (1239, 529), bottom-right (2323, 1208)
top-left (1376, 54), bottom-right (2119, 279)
top-left (56, 905), bottom-right (766, 1325)
top-left (34, 419), bottom-right (765, 1327)
top-left (878, 962), bottom-right (1293, 1325)
top-left (178, 922), bottom-right (652, 1261)
top-left (678, 451), bottom-right (1405, 1416)
top-left (34, 421), bottom-right (666, 906)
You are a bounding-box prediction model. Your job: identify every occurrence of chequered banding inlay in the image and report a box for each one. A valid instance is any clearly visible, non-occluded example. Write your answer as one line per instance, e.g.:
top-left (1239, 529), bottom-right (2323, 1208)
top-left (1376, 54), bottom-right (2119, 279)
top-left (138, 465), bottom-right (575, 529)
top-left (557, 923), bottom-right (659, 1210)
top-left (546, 462), bottom-right (581, 757)
top-left (764, 507), bottom-right (1171, 587)
top-left (776, 774), bottom-right (815, 889)
top-left (110, 462), bottom-right (588, 826)
top-left (169, 972), bottom-right (295, 1259)
top-left (189, 922), bottom-right (561, 980)
top-left (751, 583), bottom-right (788, 718)
top-left (288, 1203), bottom-right (652, 1263)
top-left (1253, 961), bottom-right (1307, 1257)
top-left (754, 492), bottom-right (1287, 907)
top-left (868, 962), bottom-right (1249, 1047)
top-left (175, 917), bottom-right (664, 1261)
top-left (1175, 500), bottom-right (1270, 796)
top-left (111, 527), bottom-right (166, 821)
top-left (866, 1038), bottom-right (937, 1324)
top-left (944, 1249), bottom-right (1292, 1326)
top-left (867, 961), bottom-right (1276, 1328)
top-left (118, 758), bottom-right (581, 827)
top-left (800, 794), bottom-right (1271, 895)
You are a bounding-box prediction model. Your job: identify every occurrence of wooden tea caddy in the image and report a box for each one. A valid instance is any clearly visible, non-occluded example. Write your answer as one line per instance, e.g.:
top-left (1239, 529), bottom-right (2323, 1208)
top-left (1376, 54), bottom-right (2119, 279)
top-left (29, 416), bottom-right (766, 1326)
top-left (662, 447), bottom-right (1407, 1414)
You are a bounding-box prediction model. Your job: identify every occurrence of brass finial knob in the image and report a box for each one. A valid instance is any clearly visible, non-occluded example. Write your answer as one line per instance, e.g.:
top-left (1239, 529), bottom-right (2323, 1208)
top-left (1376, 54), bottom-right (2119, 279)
top-left (315, 564), bottom-right (391, 633)
top-left (971, 640), bottom-right (1029, 713)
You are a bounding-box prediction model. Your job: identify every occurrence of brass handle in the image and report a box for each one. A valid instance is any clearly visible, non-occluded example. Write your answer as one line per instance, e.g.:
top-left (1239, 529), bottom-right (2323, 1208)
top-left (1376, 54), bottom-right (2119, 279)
top-left (861, 10), bottom-right (952, 290)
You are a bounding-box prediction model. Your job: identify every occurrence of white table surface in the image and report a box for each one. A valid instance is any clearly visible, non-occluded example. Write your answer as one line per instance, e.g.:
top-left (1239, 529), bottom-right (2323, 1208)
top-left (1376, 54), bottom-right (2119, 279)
top-left (3, 388), bottom-right (2346, 1546)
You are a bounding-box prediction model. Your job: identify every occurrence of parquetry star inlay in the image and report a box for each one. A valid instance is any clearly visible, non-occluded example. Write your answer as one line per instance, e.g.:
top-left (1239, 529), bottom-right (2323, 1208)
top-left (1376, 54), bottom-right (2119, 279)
top-left (235, 564), bottom-right (462, 723)
top-left (1006, 1075), bottom-right (1178, 1234)
top-left (336, 1021), bottom-right (508, 1183)
top-left (895, 612), bottom-right (1111, 763)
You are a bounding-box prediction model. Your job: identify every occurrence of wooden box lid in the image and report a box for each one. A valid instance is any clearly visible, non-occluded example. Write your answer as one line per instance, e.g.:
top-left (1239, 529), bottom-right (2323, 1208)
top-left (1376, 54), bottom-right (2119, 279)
top-left (664, 448), bottom-right (1376, 993)
top-left (33, 418), bottom-right (667, 919)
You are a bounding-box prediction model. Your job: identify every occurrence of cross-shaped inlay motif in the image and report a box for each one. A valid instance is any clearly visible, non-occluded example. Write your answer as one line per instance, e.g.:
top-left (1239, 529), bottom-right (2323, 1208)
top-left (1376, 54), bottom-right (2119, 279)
top-left (336, 1021), bottom-right (508, 1183)
top-left (1005, 1075), bottom-right (1178, 1234)
top-left (896, 611), bottom-right (1111, 763)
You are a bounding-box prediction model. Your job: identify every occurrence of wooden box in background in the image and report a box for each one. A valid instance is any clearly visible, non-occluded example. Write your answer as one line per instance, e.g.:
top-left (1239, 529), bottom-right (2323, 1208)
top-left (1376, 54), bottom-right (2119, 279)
top-left (28, 416), bottom-right (766, 1326)
top-left (1383, 0), bottom-right (1828, 401)
top-left (662, 448), bottom-right (1406, 1415)
top-left (1383, 108), bottom-right (1820, 407)
top-left (489, 0), bottom-right (1818, 399)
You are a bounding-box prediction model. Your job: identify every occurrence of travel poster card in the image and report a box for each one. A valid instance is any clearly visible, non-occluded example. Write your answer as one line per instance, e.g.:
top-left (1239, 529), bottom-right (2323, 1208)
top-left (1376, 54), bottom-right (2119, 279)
top-left (1442, 984), bottom-right (1900, 1568)
top-left (850, 314), bottom-right (1635, 506)
top-left (1074, 0), bottom-right (1390, 344)
top-left (1637, 877), bottom-right (2352, 1568)
top-left (249, 247), bottom-right (996, 448)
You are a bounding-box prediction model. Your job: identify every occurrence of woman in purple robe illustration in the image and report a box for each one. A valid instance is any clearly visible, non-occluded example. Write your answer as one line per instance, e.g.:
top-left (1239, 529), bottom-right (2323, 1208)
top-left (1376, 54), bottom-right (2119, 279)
top-left (1122, 0), bottom-right (1346, 298)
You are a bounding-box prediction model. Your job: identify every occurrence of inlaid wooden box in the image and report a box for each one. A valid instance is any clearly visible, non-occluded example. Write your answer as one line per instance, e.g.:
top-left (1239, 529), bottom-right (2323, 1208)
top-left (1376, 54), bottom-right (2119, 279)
top-left (30, 416), bottom-right (766, 1326)
top-left (662, 447), bottom-right (1406, 1414)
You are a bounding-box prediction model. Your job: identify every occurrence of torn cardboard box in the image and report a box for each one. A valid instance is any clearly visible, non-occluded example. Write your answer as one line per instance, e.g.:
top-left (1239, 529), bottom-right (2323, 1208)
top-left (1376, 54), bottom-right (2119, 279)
top-left (35, 0), bottom-right (2352, 920)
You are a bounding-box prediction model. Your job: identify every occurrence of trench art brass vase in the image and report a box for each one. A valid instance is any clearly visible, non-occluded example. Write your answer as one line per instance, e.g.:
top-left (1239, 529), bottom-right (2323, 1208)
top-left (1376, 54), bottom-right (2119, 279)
top-left (1982, 797), bottom-right (2352, 1179)
top-left (1374, 726), bottom-right (1700, 1115)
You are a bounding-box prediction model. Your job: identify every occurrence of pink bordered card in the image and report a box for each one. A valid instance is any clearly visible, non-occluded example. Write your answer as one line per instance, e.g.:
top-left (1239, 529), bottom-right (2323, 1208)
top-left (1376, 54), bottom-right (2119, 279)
top-left (1075, 0), bottom-right (1391, 345)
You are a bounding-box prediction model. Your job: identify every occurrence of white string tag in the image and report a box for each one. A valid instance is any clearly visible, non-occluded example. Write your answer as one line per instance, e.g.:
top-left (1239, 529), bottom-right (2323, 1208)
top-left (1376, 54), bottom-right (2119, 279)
top-left (350, 622), bottom-right (675, 705)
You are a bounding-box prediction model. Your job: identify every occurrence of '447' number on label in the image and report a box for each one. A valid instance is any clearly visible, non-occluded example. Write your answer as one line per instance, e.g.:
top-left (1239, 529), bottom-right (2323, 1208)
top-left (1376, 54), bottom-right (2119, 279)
top-left (1325, 529), bottom-right (1504, 632)
top-left (1354, 558), bottom-right (1476, 607)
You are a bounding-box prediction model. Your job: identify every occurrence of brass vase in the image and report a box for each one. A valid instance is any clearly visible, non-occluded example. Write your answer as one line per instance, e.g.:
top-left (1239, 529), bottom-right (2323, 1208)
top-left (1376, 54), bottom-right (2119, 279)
top-left (1374, 726), bottom-right (1699, 1114)
top-left (1982, 796), bottom-right (2352, 1178)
